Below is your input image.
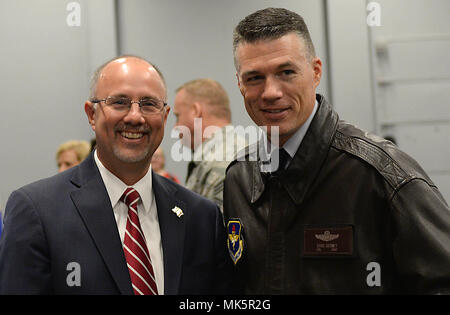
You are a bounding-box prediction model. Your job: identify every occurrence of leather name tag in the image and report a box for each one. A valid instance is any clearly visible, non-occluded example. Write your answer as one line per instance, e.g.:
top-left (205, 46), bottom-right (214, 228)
top-left (303, 226), bottom-right (354, 256)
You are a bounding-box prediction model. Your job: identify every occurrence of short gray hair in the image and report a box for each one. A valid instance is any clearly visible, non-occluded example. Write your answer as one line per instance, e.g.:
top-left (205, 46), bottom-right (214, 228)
top-left (233, 7), bottom-right (316, 70)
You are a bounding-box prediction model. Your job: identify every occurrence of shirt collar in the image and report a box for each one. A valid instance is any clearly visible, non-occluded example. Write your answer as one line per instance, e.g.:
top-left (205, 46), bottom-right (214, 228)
top-left (283, 98), bottom-right (318, 158)
top-left (94, 150), bottom-right (153, 213)
top-left (259, 99), bottom-right (318, 171)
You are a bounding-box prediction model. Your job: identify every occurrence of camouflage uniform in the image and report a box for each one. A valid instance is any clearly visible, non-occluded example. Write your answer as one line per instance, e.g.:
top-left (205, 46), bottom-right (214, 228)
top-left (186, 126), bottom-right (247, 212)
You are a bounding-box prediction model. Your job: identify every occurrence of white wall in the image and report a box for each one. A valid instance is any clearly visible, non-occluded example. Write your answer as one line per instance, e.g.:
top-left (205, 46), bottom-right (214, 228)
top-left (370, 0), bottom-right (450, 202)
top-left (117, 0), bottom-right (330, 182)
top-left (327, 0), bottom-right (376, 132)
top-left (0, 0), bottom-right (117, 213)
top-left (327, 0), bottom-right (450, 203)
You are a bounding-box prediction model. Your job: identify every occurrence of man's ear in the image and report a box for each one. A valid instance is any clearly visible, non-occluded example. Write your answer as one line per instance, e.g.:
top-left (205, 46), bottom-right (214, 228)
top-left (84, 101), bottom-right (96, 131)
top-left (312, 57), bottom-right (323, 88)
top-left (192, 101), bottom-right (202, 118)
top-left (163, 105), bottom-right (171, 124)
top-left (236, 73), bottom-right (244, 96)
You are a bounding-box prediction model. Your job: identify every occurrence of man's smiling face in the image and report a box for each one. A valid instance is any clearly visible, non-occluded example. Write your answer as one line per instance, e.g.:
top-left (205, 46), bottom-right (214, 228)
top-left (236, 32), bottom-right (322, 146)
top-left (85, 57), bottom-right (169, 171)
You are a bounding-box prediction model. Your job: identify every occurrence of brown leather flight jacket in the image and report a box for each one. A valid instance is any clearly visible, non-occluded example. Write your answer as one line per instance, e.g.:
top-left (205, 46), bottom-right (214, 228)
top-left (223, 94), bottom-right (450, 294)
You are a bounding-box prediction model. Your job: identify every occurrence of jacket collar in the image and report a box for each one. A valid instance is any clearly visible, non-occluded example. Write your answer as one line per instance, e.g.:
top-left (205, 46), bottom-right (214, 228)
top-left (69, 153), bottom-right (186, 294)
top-left (251, 94), bottom-right (339, 205)
top-left (152, 172), bottom-right (186, 295)
top-left (69, 153), bottom-right (133, 294)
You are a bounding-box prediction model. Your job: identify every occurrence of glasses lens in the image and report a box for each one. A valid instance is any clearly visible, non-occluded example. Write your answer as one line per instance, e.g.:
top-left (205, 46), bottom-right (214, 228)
top-left (140, 98), bottom-right (163, 113)
top-left (104, 96), bottom-right (164, 114)
top-left (106, 96), bottom-right (131, 111)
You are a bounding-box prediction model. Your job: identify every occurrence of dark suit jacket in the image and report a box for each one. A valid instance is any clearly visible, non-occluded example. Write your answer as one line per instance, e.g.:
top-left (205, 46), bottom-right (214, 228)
top-left (0, 153), bottom-right (234, 294)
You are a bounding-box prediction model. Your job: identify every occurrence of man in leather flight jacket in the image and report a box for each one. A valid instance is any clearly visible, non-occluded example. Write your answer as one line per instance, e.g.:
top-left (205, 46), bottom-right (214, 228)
top-left (223, 8), bottom-right (450, 294)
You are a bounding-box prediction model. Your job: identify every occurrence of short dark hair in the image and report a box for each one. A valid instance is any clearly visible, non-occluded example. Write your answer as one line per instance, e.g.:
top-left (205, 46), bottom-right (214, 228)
top-left (233, 7), bottom-right (316, 69)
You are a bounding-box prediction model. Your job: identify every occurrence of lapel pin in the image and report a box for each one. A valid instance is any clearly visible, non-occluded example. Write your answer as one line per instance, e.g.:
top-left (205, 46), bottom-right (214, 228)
top-left (172, 206), bottom-right (184, 218)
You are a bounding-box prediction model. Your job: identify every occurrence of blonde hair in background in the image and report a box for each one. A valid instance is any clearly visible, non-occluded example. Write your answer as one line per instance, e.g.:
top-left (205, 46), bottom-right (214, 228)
top-left (176, 78), bottom-right (231, 122)
top-left (56, 140), bottom-right (91, 162)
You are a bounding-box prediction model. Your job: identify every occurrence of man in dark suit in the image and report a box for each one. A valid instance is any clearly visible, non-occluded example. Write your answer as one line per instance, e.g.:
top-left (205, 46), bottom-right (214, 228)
top-left (0, 55), bottom-right (234, 295)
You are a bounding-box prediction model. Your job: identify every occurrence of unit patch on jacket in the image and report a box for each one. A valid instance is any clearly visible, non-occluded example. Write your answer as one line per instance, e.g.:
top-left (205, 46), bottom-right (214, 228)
top-left (227, 219), bottom-right (244, 264)
top-left (303, 225), bottom-right (354, 256)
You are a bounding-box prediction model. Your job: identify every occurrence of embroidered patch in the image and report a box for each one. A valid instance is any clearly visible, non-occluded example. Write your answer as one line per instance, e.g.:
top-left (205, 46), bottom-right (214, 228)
top-left (227, 219), bottom-right (244, 264)
top-left (303, 226), bottom-right (354, 256)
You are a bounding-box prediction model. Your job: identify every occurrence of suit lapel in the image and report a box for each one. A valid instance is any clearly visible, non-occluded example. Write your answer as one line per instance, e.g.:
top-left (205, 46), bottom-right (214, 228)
top-left (69, 154), bottom-right (133, 295)
top-left (152, 173), bottom-right (186, 295)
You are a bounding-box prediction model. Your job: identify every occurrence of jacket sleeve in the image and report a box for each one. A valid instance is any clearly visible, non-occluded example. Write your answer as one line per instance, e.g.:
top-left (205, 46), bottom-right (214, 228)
top-left (391, 178), bottom-right (450, 294)
top-left (0, 189), bottom-right (52, 294)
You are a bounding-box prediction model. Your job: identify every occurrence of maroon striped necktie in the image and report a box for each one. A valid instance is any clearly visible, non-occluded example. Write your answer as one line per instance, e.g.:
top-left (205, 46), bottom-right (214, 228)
top-left (120, 187), bottom-right (158, 295)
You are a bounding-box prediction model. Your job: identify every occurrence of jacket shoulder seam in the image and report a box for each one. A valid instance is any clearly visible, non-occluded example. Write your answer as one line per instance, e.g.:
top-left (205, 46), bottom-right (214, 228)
top-left (332, 130), bottom-right (416, 190)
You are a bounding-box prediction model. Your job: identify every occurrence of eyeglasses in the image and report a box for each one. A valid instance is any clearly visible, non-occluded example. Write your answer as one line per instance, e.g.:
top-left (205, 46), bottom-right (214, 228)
top-left (91, 96), bottom-right (167, 114)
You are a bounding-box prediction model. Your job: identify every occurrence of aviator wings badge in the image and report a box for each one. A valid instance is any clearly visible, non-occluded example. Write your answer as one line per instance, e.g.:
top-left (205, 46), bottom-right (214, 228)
top-left (227, 219), bottom-right (244, 265)
top-left (315, 230), bottom-right (339, 242)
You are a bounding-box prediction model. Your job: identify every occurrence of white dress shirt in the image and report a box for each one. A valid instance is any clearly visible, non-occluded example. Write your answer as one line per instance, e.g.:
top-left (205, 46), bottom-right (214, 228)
top-left (94, 150), bottom-right (164, 294)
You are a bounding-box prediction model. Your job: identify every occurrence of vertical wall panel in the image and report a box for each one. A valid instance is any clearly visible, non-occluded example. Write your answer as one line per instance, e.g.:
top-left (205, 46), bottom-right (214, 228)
top-left (370, 0), bottom-right (450, 202)
top-left (0, 0), bottom-right (117, 214)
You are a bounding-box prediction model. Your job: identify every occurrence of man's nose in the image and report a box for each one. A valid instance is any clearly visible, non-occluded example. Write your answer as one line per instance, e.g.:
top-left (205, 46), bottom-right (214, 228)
top-left (261, 76), bottom-right (283, 101)
top-left (123, 103), bottom-right (145, 125)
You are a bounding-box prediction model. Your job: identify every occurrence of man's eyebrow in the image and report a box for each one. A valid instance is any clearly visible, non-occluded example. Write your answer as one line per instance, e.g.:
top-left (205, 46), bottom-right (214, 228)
top-left (109, 94), bottom-right (160, 100)
top-left (276, 62), bottom-right (297, 70)
top-left (241, 62), bottom-right (299, 77)
top-left (140, 95), bottom-right (160, 100)
top-left (241, 70), bottom-right (261, 77)
top-left (109, 93), bottom-right (130, 98)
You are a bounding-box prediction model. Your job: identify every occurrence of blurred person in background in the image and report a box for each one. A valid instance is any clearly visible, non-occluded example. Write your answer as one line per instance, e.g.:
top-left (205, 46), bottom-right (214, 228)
top-left (151, 146), bottom-right (180, 183)
top-left (174, 78), bottom-right (247, 212)
top-left (56, 140), bottom-right (91, 173)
